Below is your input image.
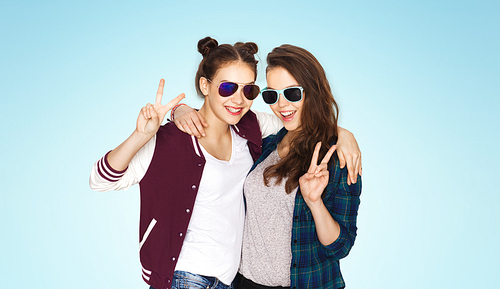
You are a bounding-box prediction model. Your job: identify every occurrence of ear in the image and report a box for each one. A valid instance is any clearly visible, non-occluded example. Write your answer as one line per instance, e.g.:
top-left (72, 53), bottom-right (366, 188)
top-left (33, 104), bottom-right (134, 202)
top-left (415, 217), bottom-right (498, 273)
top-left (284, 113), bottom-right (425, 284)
top-left (199, 77), bottom-right (210, 96)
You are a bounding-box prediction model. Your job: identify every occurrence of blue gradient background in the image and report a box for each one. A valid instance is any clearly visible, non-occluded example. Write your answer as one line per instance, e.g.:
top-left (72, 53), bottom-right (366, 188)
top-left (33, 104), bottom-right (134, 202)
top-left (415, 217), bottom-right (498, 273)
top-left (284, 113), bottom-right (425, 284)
top-left (1, 0), bottom-right (498, 288)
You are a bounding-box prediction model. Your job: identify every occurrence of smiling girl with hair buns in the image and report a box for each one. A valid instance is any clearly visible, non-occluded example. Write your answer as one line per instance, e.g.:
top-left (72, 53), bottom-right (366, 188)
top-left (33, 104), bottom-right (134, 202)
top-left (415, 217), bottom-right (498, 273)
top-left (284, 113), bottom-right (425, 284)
top-left (90, 36), bottom-right (274, 289)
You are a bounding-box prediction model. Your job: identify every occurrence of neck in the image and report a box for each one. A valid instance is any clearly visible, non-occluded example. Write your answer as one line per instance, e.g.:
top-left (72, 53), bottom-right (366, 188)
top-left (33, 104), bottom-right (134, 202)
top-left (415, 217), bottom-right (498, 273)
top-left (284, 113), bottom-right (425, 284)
top-left (278, 129), bottom-right (301, 158)
top-left (198, 103), bottom-right (231, 140)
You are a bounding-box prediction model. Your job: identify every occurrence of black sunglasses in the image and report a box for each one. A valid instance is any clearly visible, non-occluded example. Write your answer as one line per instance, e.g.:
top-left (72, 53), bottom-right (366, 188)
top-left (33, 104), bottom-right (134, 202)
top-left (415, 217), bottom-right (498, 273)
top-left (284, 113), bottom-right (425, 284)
top-left (207, 78), bottom-right (260, 100)
top-left (260, 86), bottom-right (304, 105)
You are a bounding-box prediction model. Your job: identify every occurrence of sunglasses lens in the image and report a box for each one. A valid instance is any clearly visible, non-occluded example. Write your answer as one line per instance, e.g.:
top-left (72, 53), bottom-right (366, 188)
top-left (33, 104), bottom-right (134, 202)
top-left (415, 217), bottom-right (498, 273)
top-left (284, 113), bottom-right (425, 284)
top-left (284, 88), bottom-right (302, 102)
top-left (243, 85), bottom-right (260, 100)
top-left (219, 82), bottom-right (238, 97)
top-left (262, 90), bottom-right (278, 104)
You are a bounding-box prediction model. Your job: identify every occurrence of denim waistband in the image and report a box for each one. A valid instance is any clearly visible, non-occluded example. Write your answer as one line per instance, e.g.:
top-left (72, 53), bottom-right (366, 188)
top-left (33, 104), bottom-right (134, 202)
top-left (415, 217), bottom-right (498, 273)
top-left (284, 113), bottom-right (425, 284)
top-left (171, 270), bottom-right (231, 289)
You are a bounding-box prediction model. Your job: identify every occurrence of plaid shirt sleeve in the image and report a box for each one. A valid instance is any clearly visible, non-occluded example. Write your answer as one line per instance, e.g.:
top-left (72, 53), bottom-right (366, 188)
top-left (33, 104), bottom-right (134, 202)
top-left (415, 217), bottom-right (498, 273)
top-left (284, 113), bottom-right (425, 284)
top-left (290, 153), bottom-right (362, 289)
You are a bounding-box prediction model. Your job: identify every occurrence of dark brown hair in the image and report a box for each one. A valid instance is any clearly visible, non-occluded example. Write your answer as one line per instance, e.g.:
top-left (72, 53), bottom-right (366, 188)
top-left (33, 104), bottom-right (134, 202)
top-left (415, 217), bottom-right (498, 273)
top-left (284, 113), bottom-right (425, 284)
top-left (263, 44), bottom-right (339, 194)
top-left (195, 37), bottom-right (259, 96)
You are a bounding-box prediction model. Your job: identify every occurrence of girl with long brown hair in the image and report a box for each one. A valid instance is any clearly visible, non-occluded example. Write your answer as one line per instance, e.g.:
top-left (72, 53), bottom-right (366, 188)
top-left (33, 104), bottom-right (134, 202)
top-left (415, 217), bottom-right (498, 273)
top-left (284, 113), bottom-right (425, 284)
top-left (235, 45), bottom-right (362, 289)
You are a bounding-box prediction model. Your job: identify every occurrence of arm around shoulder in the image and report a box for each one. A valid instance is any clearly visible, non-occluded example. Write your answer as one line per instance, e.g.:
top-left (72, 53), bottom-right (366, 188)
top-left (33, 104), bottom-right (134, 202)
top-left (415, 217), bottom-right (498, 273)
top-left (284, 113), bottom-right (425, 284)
top-left (253, 110), bottom-right (283, 138)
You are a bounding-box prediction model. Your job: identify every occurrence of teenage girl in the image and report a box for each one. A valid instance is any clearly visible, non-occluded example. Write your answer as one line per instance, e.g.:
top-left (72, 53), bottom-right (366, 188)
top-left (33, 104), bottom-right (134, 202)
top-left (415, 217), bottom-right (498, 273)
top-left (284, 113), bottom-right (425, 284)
top-left (90, 37), bottom-right (267, 289)
top-left (236, 45), bottom-right (362, 289)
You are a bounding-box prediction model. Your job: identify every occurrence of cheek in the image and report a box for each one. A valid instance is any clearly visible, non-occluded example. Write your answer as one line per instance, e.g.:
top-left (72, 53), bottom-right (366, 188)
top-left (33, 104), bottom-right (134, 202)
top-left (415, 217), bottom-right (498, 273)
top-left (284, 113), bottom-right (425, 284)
top-left (270, 104), bottom-right (281, 116)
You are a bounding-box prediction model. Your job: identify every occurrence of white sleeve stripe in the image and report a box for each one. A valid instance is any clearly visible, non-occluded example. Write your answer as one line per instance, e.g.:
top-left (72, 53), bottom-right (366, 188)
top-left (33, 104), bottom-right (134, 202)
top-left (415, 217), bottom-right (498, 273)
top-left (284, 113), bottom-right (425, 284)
top-left (101, 155), bottom-right (127, 177)
top-left (97, 159), bottom-right (123, 182)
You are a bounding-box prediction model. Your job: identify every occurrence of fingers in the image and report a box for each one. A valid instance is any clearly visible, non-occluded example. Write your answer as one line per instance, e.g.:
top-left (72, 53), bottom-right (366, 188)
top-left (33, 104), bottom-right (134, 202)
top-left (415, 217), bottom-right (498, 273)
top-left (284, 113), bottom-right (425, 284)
top-left (316, 170), bottom-right (329, 180)
top-left (337, 149), bottom-right (346, 169)
top-left (307, 142), bottom-right (322, 173)
top-left (142, 103), bottom-right (154, 120)
top-left (157, 93), bottom-right (185, 124)
top-left (357, 155), bottom-right (362, 176)
top-left (314, 163), bottom-right (328, 175)
top-left (346, 158), bottom-right (356, 185)
top-left (200, 115), bottom-right (209, 128)
top-left (158, 93), bottom-right (186, 116)
top-left (155, 79), bottom-right (165, 105)
top-left (195, 111), bottom-right (209, 128)
top-left (186, 120), bottom-right (203, 138)
top-left (320, 145), bottom-right (337, 165)
top-left (188, 111), bottom-right (207, 137)
top-left (150, 105), bottom-right (158, 118)
top-left (347, 152), bottom-right (361, 184)
top-left (348, 154), bottom-right (362, 184)
top-left (176, 118), bottom-right (198, 137)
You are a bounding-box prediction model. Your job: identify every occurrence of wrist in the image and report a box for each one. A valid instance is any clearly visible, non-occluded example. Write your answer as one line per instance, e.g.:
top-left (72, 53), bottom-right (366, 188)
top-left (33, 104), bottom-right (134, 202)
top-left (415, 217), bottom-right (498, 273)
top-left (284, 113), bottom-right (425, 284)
top-left (305, 198), bottom-right (325, 211)
top-left (170, 103), bottom-right (187, 120)
top-left (132, 129), bottom-right (154, 145)
top-left (337, 126), bottom-right (352, 137)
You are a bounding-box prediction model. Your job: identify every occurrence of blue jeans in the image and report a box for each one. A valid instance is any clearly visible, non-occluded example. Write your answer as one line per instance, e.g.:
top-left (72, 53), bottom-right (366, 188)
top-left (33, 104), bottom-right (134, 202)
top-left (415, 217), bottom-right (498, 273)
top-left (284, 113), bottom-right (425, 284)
top-left (150, 270), bottom-right (233, 289)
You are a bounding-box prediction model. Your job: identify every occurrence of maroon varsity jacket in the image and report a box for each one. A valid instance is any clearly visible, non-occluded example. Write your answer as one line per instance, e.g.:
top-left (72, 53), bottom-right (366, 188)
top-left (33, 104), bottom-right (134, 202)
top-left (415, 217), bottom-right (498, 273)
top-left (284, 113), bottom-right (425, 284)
top-left (137, 111), bottom-right (262, 289)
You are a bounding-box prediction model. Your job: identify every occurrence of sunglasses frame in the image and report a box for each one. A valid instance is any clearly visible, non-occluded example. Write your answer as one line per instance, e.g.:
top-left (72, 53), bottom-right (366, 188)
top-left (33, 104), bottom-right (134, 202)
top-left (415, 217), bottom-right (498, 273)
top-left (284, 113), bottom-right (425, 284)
top-left (206, 78), bottom-right (260, 100)
top-left (260, 86), bottom-right (304, 105)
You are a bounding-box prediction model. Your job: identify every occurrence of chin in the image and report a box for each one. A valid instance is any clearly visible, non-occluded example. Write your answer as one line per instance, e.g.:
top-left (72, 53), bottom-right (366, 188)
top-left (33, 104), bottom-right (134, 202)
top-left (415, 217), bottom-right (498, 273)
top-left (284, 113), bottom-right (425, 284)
top-left (225, 115), bottom-right (244, 126)
top-left (284, 122), bottom-right (300, 131)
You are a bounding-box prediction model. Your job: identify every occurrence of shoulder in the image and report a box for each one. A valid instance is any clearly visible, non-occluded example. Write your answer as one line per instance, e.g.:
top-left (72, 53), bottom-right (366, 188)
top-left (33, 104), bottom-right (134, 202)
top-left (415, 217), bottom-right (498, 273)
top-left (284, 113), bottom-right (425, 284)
top-left (156, 122), bottom-right (192, 143)
top-left (236, 110), bottom-right (258, 128)
top-left (262, 128), bottom-right (287, 147)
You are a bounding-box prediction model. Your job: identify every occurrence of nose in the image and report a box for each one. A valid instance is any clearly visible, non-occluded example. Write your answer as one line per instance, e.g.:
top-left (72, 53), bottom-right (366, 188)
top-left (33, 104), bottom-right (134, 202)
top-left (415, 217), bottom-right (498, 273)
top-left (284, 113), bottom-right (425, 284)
top-left (277, 93), bottom-right (288, 107)
top-left (231, 86), bottom-right (245, 104)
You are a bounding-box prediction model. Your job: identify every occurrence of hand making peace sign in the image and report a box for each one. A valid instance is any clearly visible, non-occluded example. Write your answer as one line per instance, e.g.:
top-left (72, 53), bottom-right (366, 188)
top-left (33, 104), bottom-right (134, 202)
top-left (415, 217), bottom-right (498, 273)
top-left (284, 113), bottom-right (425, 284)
top-left (299, 142), bottom-right (337, 207)
top-left (136, 79), bottom-right (185, 136)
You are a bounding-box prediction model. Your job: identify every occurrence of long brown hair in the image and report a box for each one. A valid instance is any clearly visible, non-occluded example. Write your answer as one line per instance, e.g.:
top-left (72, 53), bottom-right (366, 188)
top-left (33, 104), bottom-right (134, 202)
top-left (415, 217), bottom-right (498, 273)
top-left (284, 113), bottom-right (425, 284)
top-left (263, 44), bottom-right (339, 194)
top-left (195, 37), bottom-right (258, 96)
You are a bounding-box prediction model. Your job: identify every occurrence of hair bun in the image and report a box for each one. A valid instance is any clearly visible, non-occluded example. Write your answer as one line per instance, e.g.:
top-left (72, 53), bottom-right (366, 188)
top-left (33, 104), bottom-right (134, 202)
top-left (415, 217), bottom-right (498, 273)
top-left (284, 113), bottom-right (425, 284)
top-left (234, 42), bottom-right (258, 55)
top-left (198, 37), bottom-right (219, 58)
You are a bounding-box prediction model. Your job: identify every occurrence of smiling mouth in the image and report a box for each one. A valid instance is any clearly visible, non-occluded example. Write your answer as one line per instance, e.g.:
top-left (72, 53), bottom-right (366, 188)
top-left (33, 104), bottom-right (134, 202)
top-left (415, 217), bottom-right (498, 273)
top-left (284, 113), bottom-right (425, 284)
top-left (280, 110), bottom-right (296, 120)
top-left (226, 106), bottom-right (243, 115)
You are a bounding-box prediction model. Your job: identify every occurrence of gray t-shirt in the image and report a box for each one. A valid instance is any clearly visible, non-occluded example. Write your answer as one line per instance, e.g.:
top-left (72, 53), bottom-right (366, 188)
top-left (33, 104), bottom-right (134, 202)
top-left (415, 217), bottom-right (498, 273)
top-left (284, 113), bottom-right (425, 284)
top-left (239, 149), bottom-right (297, 287)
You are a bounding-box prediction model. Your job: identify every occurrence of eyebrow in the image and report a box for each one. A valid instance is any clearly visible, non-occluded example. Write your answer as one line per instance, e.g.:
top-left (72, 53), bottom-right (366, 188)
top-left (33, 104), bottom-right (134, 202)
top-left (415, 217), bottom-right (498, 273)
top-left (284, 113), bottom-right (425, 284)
top-left (266, 84), bottom-right (300, 90)
top-left (220, 79), bottom-right (256, 85)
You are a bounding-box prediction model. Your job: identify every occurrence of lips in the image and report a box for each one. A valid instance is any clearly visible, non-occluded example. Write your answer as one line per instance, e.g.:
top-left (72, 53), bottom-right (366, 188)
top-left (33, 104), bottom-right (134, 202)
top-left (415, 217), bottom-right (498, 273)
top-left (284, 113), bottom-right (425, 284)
top-left (225, 106), bottom-right (243, 115)
top-left (280, 110), bottom-right (296, 121)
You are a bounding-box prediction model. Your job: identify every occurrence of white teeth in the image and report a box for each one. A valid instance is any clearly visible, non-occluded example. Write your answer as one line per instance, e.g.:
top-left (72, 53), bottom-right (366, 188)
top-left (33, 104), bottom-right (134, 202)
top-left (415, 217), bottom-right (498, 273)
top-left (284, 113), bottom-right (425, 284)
top-left (281, 111), bottom-right (294, 117)
top-left (226, 107), bottom-right (242, 113)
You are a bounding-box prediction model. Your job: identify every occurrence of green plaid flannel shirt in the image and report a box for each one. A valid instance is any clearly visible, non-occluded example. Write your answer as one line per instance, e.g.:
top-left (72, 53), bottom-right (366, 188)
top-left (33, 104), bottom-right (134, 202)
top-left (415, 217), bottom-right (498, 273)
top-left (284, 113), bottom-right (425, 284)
top-left (248, 128), bottom-right (362, 289)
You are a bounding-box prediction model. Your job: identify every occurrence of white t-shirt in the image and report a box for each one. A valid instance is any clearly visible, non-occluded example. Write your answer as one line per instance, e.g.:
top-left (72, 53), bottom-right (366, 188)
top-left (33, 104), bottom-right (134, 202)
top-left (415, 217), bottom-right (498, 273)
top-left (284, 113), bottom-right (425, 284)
top-left (174, 127), bottom-right (252, 284)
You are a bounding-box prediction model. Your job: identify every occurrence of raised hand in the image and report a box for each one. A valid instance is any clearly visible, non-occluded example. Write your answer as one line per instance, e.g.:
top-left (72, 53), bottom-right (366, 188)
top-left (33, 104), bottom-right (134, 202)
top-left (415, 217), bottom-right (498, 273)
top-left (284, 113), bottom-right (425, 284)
top-left (299, 142), bottom-right (337, 207)
top-left (136, 79), bottom-right (185, 136)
